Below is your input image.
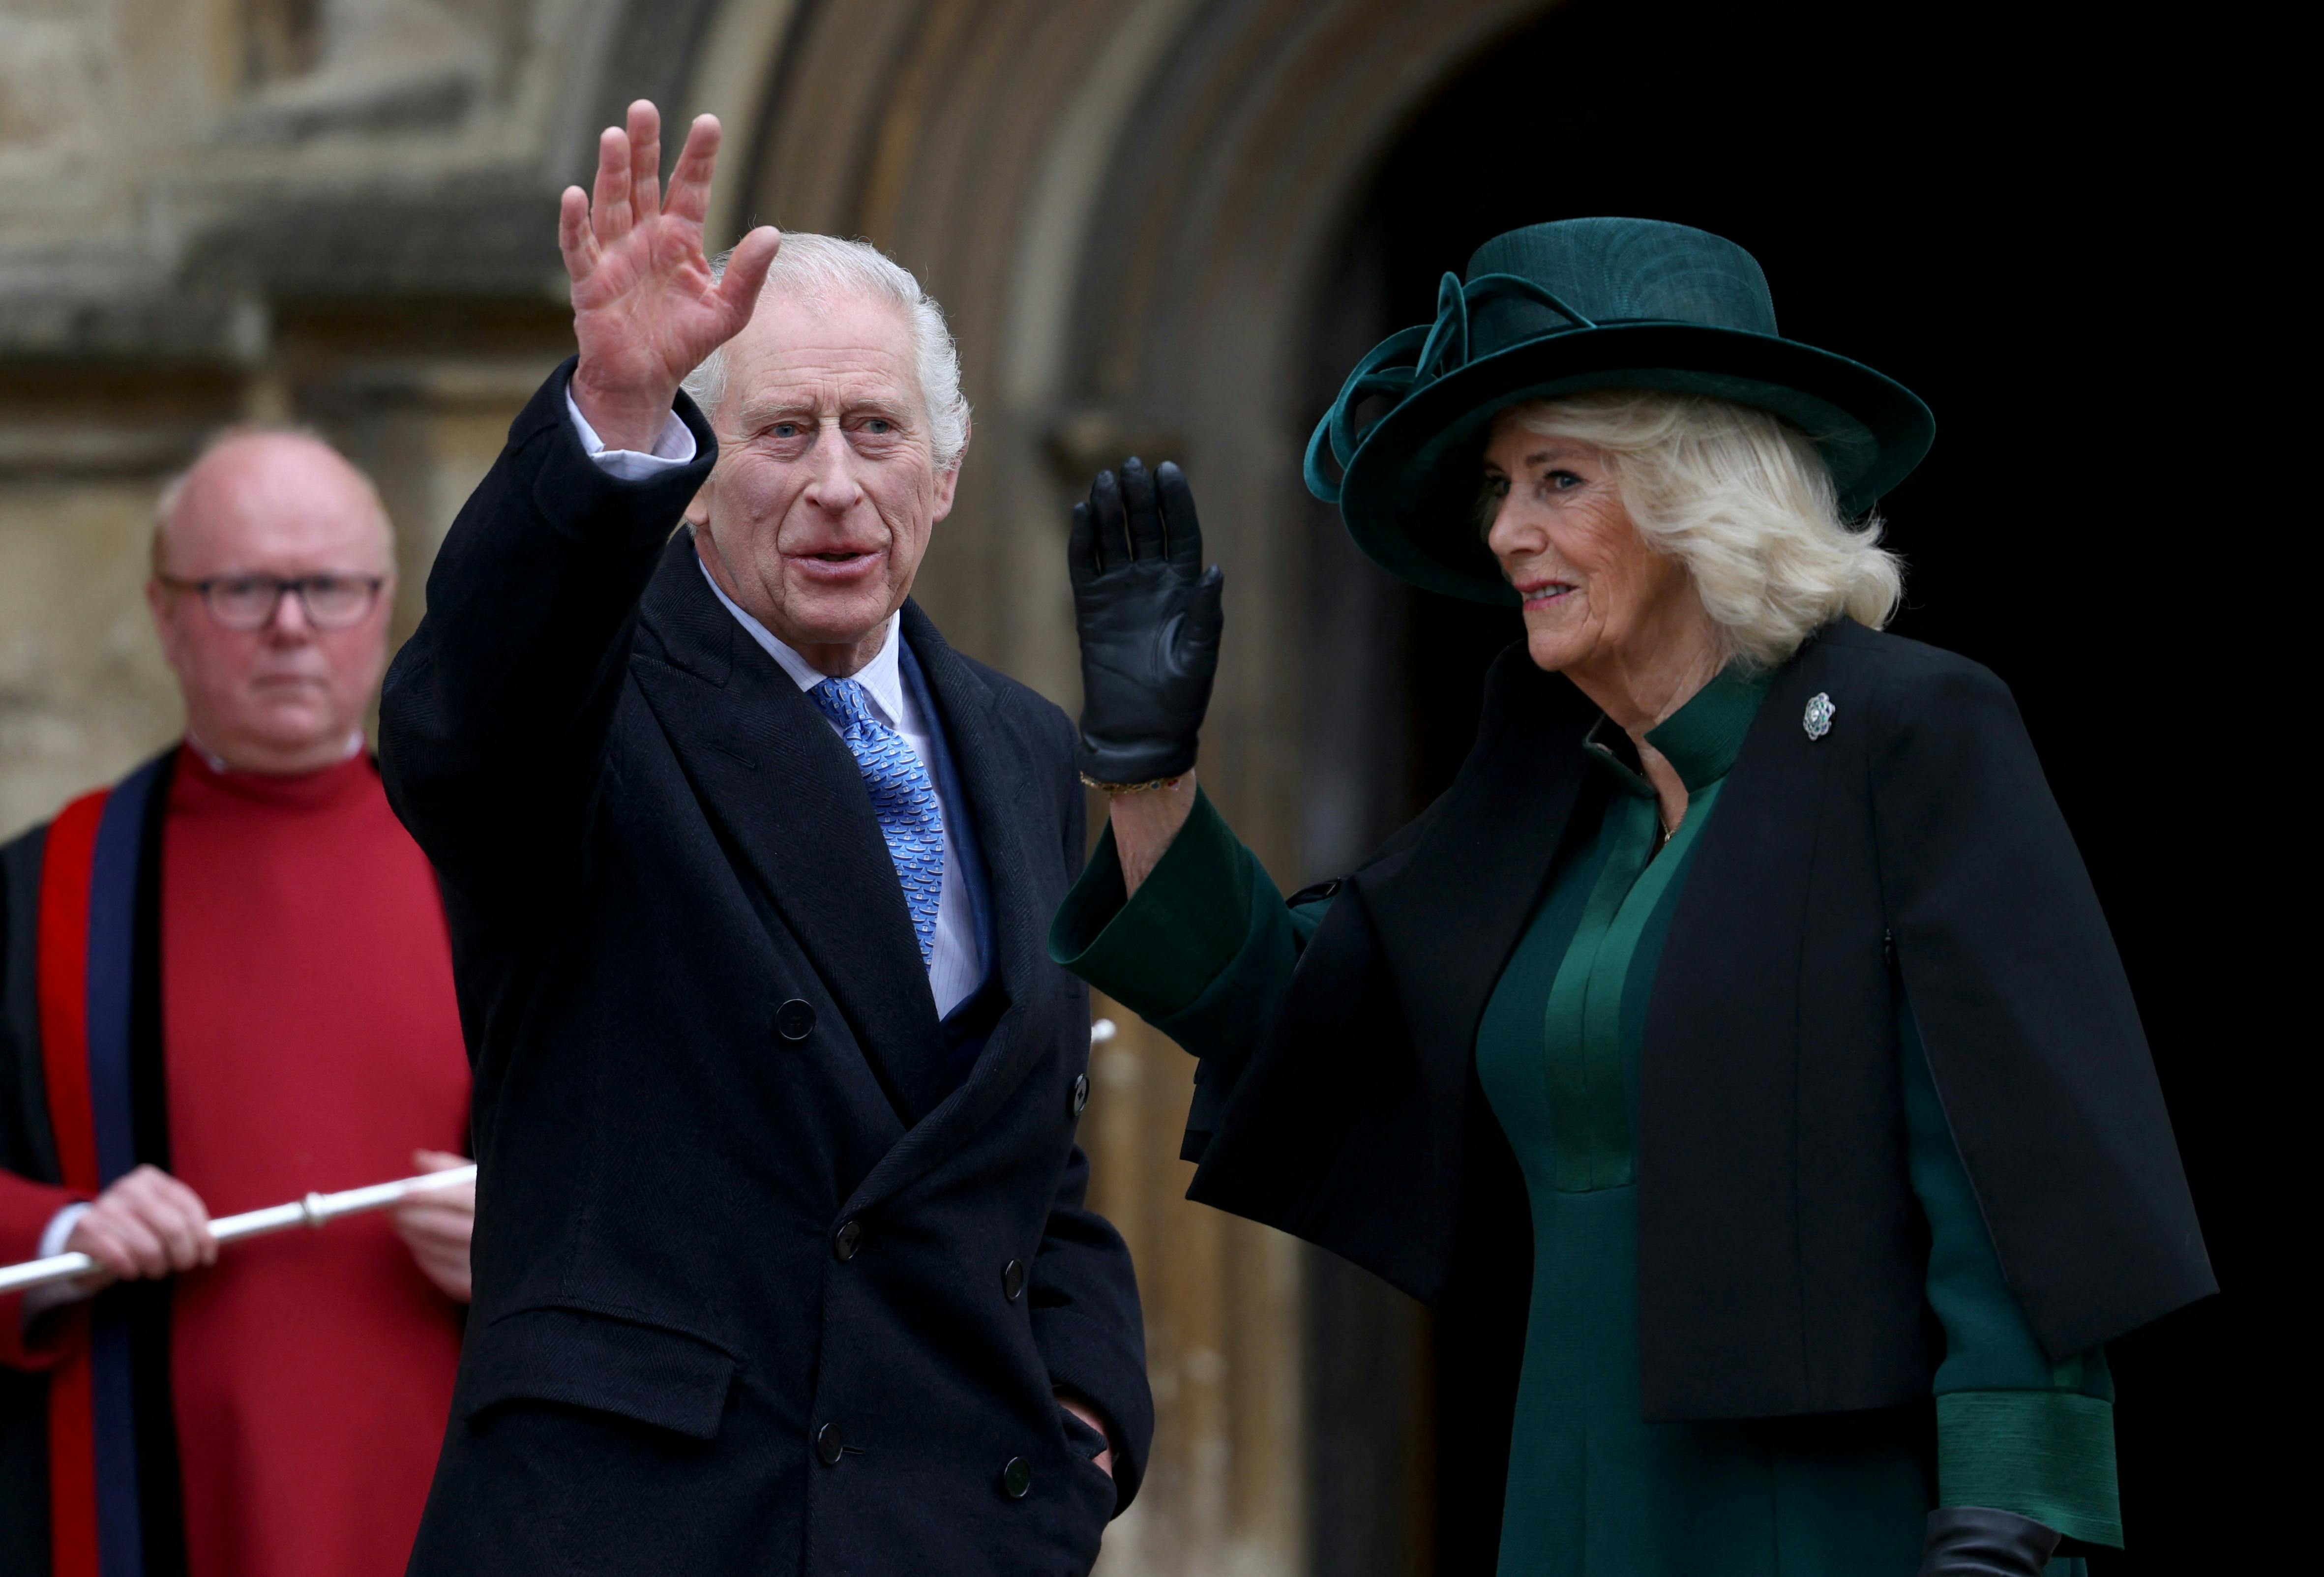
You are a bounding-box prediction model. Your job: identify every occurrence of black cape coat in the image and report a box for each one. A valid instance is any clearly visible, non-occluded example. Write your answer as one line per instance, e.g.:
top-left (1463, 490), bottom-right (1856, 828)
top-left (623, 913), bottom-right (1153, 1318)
top-left (1188, 621), bottom-right (2211, 1447)
top-left (379, 365), bottom-right (1149, 1577)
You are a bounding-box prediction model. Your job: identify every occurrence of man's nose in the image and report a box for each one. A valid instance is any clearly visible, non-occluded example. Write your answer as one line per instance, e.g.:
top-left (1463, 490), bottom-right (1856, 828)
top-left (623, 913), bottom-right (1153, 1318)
top-left (801, 424), bottom-right (864, 511)
top-left (263, 584), bottom-right (316, 640)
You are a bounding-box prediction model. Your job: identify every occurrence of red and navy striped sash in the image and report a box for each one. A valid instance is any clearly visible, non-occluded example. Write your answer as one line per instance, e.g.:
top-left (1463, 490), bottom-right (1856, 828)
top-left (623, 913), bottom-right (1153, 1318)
top-left (35, 754), bottom-right (167, 1577)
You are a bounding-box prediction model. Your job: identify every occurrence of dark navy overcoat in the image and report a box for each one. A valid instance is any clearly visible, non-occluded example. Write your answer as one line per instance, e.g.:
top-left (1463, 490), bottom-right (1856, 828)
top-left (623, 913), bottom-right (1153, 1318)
top-left (380, 365), bottom-right (1149, 1577)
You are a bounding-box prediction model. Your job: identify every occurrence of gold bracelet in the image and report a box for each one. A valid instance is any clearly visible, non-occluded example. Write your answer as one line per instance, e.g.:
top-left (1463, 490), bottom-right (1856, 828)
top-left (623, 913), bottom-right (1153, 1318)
top-left (1079, 773), bottom-right (1185, 795)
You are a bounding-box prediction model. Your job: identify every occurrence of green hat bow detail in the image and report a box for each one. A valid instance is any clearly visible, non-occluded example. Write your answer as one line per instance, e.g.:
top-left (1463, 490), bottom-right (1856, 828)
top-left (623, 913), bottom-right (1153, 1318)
top-left (1304, 271), bottom-right (1599, 505)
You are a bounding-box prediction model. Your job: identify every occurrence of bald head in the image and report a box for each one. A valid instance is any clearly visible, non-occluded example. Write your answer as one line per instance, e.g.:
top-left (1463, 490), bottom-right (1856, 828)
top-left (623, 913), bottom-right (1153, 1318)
top-left (154, 429), bottom-right (393, 580)
top-left (147, 430), bottom-right (399, 775)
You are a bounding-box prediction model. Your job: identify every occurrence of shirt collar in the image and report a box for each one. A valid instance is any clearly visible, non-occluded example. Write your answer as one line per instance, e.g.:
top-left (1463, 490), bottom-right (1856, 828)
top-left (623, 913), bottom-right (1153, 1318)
top-left (1583, 662), bottom-right (1773, 796)
top-left (697, 552), bottom-right (906, 728)
top-left (183, 728), bottom-right (365, 777)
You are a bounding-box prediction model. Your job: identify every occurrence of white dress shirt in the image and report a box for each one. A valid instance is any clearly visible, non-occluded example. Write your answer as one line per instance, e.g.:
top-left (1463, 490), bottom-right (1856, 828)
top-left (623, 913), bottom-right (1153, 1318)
top-left (568, 392), bottom-right (985, 1017)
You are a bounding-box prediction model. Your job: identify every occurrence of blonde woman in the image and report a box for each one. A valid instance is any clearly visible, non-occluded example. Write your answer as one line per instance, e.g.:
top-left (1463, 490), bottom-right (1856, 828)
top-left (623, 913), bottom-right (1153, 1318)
top-left (1050, 219), bottom-right (2212, 1576)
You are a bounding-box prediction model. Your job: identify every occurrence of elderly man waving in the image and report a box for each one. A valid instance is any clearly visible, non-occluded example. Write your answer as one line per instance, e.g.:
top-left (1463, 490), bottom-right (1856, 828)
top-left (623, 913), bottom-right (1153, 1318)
top-left (381, 103), bottom-right (1149, 1576)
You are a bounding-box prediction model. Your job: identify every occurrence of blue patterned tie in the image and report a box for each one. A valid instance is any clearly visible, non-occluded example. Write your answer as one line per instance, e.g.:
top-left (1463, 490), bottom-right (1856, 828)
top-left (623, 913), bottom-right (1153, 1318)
top-left (811, 677), bottom-right (946, 966)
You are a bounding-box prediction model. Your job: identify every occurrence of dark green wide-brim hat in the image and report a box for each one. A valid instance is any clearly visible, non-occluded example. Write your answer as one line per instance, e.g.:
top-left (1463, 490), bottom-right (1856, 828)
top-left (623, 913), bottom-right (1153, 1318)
top-left (1305, 217), bottom-right (1935, 604)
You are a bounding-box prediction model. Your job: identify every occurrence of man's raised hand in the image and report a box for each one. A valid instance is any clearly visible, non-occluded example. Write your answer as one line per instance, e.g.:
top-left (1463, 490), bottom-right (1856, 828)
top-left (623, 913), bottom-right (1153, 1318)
top-left (560, 100), bottom-right (781, 451)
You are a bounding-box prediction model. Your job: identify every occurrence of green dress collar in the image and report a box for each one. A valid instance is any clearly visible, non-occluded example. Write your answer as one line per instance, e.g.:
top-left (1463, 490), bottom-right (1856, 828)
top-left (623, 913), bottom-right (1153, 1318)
top-left (1538, 662), bottom-right (1773, 1193)
top-left (1581, 662), bottom-right (1771, 798)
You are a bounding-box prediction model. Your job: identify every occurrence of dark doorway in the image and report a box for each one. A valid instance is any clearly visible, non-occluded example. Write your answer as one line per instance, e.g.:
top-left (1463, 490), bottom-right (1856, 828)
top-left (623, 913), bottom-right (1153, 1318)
top-left (1301, 2), bottom-right (2241, 1572)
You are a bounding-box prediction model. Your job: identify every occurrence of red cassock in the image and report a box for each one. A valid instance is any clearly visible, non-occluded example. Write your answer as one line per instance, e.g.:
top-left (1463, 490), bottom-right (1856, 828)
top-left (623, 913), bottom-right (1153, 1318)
top-left (1, 747), bottom-right (471, 1577)
top-left (162, 749), bottom-right (471, 1577)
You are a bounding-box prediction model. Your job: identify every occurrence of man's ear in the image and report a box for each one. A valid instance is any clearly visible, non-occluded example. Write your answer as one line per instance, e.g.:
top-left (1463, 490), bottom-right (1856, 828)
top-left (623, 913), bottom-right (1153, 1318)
top-left (145, 577), bottom-right (188, 673)
top-left (929, 418), bottom-right (968, 524)
top-left (683, 480), bottom-right (711, 529)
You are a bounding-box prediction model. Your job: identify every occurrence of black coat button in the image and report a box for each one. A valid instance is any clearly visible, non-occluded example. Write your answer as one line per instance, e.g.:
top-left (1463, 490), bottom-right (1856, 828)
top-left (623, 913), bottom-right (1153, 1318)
top-left (816, 1423), bottom-right (843, 1466)
top-left (1070, 1073), bottom-right (1090, 1117)
top-left (1002, 1259), bottom-right (1027, 1302)
top-left (775, 1000), bottom-right (815, 1041)
top-left (1001, 1456), bottom-right (1032, 1499)
top-left (834, 1220), bottom-right (863, 1261)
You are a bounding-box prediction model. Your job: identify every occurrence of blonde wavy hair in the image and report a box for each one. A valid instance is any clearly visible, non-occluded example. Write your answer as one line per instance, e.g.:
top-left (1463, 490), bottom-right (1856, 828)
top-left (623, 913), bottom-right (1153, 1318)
top-left (1501, 389), bottom-right (1903, 667)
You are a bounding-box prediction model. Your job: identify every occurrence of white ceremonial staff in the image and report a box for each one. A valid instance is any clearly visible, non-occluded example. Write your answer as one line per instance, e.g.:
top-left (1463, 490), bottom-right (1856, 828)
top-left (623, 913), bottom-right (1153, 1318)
top-left (3, 1023), bottom-right (1120, 1298)
top-left (0, 1164), bottom-right (477, 1297)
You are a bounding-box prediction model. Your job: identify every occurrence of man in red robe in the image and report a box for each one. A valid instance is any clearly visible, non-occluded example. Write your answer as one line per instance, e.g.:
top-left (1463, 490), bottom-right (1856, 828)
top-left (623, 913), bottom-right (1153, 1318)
top-left (0, 431), bottom-right (475, 1577)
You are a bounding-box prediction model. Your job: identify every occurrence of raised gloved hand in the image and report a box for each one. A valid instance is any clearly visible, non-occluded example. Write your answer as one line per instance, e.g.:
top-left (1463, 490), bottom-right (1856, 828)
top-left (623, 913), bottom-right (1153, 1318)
top-left (1918, 1508), bottom-right (2064, 1576)
top-left (1067, 457), bottom-right (1224, 786)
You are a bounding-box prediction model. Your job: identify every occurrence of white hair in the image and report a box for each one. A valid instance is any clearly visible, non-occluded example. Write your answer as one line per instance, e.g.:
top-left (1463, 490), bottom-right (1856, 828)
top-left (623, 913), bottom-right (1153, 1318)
top-left (683, 233), bottom-right (970, 472)
top-left (1503, 389), bottom-right (1903, 667)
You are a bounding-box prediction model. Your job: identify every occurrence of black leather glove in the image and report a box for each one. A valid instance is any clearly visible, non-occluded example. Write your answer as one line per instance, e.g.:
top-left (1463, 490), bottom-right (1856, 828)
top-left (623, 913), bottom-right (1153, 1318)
top-left (1918, 1508), bottom-right (2063, 1576)
top-left (1067, 457), bottom-right (1224, 784)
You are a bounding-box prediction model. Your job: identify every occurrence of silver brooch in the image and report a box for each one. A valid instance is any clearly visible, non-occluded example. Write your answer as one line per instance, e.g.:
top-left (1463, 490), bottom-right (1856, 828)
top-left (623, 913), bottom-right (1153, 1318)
top-left (1803, 692), bottom-right (1836, 740)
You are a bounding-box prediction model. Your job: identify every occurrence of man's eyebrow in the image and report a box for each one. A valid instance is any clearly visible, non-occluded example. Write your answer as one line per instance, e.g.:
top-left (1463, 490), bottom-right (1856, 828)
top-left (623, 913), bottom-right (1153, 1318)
top-left (731, 396), bottom-right (813, 425)
top-left (730, 394), bottom-right (916, 425)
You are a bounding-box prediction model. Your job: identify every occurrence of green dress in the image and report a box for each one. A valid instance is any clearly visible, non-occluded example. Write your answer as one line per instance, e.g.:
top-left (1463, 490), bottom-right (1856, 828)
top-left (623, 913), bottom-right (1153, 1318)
top-left (1053, 666), bottom-right (2122, 1576)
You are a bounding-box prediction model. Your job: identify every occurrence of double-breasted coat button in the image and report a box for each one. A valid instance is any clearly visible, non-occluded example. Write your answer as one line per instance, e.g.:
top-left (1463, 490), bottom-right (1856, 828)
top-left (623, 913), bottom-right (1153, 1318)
top-left (816, 1423), bottom-right (844, 1466)
top-left (1001, 1457), bottom-right (1033, 1499)
top-left (833, 1220), bottom-right (863, 1261)
top-left (1070, 1073), bottom-right (1090, 1117)
top-left (775, 999), bottom-right (816, 1041)
top-left (1002, 1259), bottom-right (1027, 1302)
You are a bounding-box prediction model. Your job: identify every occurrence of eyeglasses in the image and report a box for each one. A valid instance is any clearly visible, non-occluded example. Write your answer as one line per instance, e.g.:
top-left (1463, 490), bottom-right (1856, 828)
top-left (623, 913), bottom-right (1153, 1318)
top-left (158, 573), bottom-right (386, 630)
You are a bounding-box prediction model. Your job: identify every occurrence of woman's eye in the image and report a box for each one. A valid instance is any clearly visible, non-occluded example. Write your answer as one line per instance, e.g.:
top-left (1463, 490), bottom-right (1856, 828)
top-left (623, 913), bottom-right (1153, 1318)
top-left (1546, 469), bottom-right (1583, 490)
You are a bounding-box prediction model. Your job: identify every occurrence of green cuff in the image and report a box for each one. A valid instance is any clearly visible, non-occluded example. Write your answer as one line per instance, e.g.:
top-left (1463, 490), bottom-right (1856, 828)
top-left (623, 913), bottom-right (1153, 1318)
top-left (1937, 1390), bottom-right (2122, 1549)
top-left (1049, 788), bottom-right (1255, 1022)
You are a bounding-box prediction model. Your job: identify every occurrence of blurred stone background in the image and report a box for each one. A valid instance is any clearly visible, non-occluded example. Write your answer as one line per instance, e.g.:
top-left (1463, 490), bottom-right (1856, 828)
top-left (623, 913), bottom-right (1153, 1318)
top-left (0, 3), bottom-right (2244, 1574)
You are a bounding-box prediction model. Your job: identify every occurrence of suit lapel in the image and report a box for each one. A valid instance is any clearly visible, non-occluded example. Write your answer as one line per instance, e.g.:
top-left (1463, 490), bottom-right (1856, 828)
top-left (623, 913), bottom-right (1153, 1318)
top-left (630, 536), bottom-right (945, 1125)
top-left (1364, 647), bottom-right (1600, 1066)
top-left (839, 606), bottom-right (1058, 1214)
top-left (900, 605), bottom-right (1047, 1009)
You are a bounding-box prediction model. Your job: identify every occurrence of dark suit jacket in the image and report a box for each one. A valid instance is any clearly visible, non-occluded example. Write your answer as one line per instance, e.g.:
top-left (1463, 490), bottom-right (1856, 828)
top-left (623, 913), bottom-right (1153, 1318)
top-left (379, 364), bottom-right (1150, 1577)
top-left (1186, 621), bottom-right (2213, 1433)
